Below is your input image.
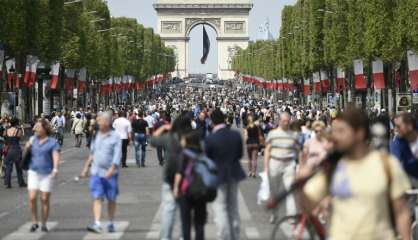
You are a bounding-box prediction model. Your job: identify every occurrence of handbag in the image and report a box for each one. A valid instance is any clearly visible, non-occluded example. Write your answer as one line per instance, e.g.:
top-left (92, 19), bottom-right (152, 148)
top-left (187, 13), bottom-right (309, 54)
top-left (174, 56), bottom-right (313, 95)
top-left (21, 136), bottom-right (34, 171)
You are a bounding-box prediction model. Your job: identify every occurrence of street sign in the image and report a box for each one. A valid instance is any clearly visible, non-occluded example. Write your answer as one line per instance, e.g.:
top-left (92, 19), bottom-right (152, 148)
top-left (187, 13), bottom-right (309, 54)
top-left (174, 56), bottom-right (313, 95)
top-left (413, 92), bottom-right (418, 104)
top-left (396, 93), bottom-right (412, 113)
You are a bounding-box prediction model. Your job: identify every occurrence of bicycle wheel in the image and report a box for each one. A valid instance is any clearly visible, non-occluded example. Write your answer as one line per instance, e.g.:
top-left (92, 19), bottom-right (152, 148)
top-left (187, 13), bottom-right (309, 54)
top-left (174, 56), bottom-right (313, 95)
top-left (271, 215), bottom-right (319, 240)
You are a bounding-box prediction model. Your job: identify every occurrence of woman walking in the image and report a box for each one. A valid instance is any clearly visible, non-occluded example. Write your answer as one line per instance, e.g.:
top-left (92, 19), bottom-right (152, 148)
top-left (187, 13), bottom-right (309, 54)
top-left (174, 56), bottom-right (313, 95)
top-left (173, 131), bottom-right (207, 240)
top-left (27, 119), bottom-right (60, 232)
top-left (71, 113), bottom-right (85, 147)
top-left (3, 117), bottom-right (26, 188)
top-left (244, 115), bottom-right (260, 177)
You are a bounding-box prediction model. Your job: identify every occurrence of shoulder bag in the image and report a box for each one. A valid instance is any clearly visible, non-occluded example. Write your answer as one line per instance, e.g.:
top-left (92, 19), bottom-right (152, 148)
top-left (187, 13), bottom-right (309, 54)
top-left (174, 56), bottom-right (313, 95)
top-left (21, 136), bottom-right (35, 171)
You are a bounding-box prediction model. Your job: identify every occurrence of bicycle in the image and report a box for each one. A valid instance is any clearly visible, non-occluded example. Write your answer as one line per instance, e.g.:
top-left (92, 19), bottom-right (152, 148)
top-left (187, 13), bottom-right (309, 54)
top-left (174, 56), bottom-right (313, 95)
top-left (270, 213), bottom-right (326, 240)
top-left (54, 127), bottom-right (64, 146)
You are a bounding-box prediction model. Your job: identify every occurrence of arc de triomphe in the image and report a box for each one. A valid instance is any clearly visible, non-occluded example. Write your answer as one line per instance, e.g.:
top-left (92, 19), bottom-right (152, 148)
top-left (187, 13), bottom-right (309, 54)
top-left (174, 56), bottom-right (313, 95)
top-left (154, 0), bottom-right (253, 80)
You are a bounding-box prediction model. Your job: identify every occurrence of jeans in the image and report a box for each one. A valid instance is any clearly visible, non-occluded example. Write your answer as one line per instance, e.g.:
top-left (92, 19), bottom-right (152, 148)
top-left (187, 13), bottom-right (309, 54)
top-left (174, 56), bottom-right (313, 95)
top-left (4, 148), bottom-right (25, 187)
top-left (75, 134), bottom-right (83, 147)
top-left (157, 147), bottom-right (165, 165)
top-left (235, 117), bottom-right (241, 128)
top-left (213, 182), bottom-right (240, 240)
top-left (134, 133), bottom-right (147, 167)
top-left (121, 139), bottom-right (129, 167)
top-left (178, 196), bottom-right (207, 240)
top-left (161, 183), bottom-right (177, 240)
top-left (268, 160), bottom-right (297, 218)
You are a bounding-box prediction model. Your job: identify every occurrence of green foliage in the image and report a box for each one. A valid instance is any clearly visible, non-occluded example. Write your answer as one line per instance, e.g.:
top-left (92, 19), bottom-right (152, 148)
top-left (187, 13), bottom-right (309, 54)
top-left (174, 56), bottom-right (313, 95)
top-left (0, 0), bottom-right (176, 83)
top-left (232, 0), bottom-right (417, 83)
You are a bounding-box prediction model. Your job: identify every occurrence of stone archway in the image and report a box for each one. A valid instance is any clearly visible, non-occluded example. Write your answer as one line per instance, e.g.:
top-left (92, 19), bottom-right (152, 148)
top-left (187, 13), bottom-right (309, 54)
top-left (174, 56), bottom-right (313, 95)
top-left (154, 0), bottom-right (253, 80)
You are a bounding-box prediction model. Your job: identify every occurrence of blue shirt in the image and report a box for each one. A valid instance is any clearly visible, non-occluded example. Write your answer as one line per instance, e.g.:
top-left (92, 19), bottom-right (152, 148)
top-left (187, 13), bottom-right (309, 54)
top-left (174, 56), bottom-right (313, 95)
top-left (390, 136), bottom-right (418, 179)
top-left (30, 137), bottom-right (60, 175)
top-left (90, 130), bottom-right (122, 177)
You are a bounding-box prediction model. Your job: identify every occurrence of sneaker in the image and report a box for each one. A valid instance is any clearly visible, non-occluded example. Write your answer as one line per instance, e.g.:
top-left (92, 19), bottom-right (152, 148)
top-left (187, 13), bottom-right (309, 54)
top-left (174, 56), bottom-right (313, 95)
top-left (107, 223), bottom-right (115, 233)
top-left (29, 224), bottom-right (39, 232)
top-left (41, 225), bottom-right (48, 232)
top-left (87, 224), bottom-right (102, 234)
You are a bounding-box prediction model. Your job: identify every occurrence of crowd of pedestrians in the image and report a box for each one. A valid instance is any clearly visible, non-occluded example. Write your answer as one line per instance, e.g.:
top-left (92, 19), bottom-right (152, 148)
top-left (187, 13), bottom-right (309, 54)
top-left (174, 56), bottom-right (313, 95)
top-left (0, 81), bottom-right (417, 240)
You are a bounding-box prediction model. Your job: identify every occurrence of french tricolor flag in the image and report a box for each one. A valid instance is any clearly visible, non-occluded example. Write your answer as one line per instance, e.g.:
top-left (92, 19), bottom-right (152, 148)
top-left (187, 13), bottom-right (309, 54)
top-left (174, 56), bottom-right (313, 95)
top-left (407, 50), bottom-right (418, 91)
top-left (353, 59), bottom-right (366, 89)
top-left (288, 79), bottom-right (294, 91)
top-left (336, 68), bottom-right (346, 92)
top-left (29, 57), bottom-right (39, 87)
top-left (320, 70), bottom-right (329, 93)
top-left (5, 58), bottom-right (15, 89)
top-left (303, 78), bottom-right (311, 96)
top-left (313, 72), bottom-right (321, 93)
top-left (372, 59), bottom-right (385, 89)
top-left (50, 62), bottom-right (60, 89)
top-left (64, 69), bottom-right (75, 93)
top-left (24, 55), bottom-right (32, 86)
top-left (78, 68), bottom-right (87, 93)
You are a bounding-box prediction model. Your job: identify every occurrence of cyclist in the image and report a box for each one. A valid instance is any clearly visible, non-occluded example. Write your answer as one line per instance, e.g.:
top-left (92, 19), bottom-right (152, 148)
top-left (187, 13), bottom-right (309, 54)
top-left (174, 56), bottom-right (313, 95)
top-left (298, 108), bottom-right (411, 240)
top-left (51, 111), bottom-right (66, 146)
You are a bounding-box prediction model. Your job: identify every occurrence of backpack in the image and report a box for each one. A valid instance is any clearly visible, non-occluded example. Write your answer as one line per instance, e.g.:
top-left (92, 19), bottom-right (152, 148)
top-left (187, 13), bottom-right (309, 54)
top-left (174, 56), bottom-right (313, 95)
top-left (180, 149), bottom-right (219, 202)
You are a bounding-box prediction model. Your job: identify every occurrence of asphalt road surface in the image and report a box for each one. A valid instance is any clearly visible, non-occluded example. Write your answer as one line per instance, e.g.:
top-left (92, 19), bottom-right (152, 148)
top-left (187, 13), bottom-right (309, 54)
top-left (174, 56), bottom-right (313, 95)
top-left (0, 133), bottom-right (290, 240)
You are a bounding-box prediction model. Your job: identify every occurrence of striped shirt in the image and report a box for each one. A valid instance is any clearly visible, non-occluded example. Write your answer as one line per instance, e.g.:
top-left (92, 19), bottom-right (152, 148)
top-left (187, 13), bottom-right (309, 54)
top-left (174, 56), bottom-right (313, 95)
top-left (266, 128), bottom-right (300, 160)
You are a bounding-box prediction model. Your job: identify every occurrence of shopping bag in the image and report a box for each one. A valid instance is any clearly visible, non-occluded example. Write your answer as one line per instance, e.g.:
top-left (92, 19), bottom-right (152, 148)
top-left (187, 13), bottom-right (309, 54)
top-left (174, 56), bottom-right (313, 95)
top-left (257, 171), bottom-right (270, 205)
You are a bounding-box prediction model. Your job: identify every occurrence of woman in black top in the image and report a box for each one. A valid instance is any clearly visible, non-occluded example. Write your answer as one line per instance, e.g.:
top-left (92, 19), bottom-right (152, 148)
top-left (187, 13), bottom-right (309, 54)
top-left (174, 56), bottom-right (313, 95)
top-left (244, 115), bottom-right (259, 178)
top-left (3, 118), bottom-right (26, 188)
top-left (173, 130), bottom-right (207, 240)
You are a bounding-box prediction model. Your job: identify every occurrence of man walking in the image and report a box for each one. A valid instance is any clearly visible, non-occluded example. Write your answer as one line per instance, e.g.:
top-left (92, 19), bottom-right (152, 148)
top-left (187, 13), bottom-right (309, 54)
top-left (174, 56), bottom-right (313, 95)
top-left (131, 111), bottom-right (149, 167)
top-left (81, 112), bottom-right (121, 233)
top-left (113, 111), bottom-right (132, 168)
top-left (205, 109), bottom-right (246, 240)
top-left (264, 112), bottom-right (300, 223)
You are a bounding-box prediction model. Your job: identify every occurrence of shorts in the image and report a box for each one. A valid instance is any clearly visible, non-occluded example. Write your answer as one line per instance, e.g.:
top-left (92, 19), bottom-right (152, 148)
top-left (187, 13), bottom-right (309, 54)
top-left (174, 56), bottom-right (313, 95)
top-left (28, 170), bottom-right (54, 193)
top-left (89, 174), bottom-right (119, 202)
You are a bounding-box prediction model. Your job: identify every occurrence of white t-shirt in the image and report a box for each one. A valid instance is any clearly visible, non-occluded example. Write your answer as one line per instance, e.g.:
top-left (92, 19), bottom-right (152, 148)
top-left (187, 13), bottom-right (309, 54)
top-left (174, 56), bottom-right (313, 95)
top-left (410, 137), bottom-right (418, 159)
top-left (112, 117), bottom-right (132, 140)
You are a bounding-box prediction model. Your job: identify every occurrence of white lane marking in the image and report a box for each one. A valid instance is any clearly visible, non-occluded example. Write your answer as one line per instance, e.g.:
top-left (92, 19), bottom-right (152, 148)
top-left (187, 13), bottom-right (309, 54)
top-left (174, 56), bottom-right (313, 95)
top-left (145, 189), bottom-right (261, 239)
top-left (245, 226), bottom-right (261, 239)
top-left (83, 221), bottom-right (129, 240)
top-left (0, 211), bottom-right (9, 219)
top-left (145, 204), bottom-right (162, 239)
top-left (238, 189), bottom-right (251, 221)
top-left (2, 221), bottom-right (58, 240)
top-left (61, 148), bottom-right (78, 154)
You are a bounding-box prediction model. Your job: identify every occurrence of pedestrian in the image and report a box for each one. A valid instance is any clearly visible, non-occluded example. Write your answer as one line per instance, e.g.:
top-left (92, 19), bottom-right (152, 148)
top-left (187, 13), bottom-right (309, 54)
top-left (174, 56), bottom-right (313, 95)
top-left (299, 107), bottom-right (412, 240)
top-left (173, 131), bottom-right (207, 240)
top-left (205, 109), bottom-right (246, 240)
top-left (300, 120), bottom-right (327, 168)
top-left (112, 111), bottom-right (132, 168)
top-left (244, 115), bottom-right (260, 178)
top-left (390, 112), bottom-right (418, 179)
top-left (150, 112), bottom-right (192, 240)
top-left (71, 113), bottom-right (85, 147)
top-left (3, 117), bottom-right (26, 188)
top-left (131, 111), bottom-right (149, 167)
top-left (81, 112), bottom-right (121, 233)
top-left (27, 119), bottom-right (60, 232)
top-left (264, 112), bottom-right (300, 224)
top-left (51, 111), bottom-right (66, 146)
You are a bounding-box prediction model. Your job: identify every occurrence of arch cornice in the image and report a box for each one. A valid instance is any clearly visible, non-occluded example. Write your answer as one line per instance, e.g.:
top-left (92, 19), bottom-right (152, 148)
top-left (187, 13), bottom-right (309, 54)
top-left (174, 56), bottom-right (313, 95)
top-left (185, 18), bottom-right (220, 37)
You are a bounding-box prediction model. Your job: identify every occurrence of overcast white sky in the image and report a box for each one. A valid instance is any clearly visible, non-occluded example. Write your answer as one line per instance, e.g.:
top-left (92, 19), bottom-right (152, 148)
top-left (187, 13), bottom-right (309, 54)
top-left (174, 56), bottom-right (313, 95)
top-left (107, 0), bottom-right (297, 73)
